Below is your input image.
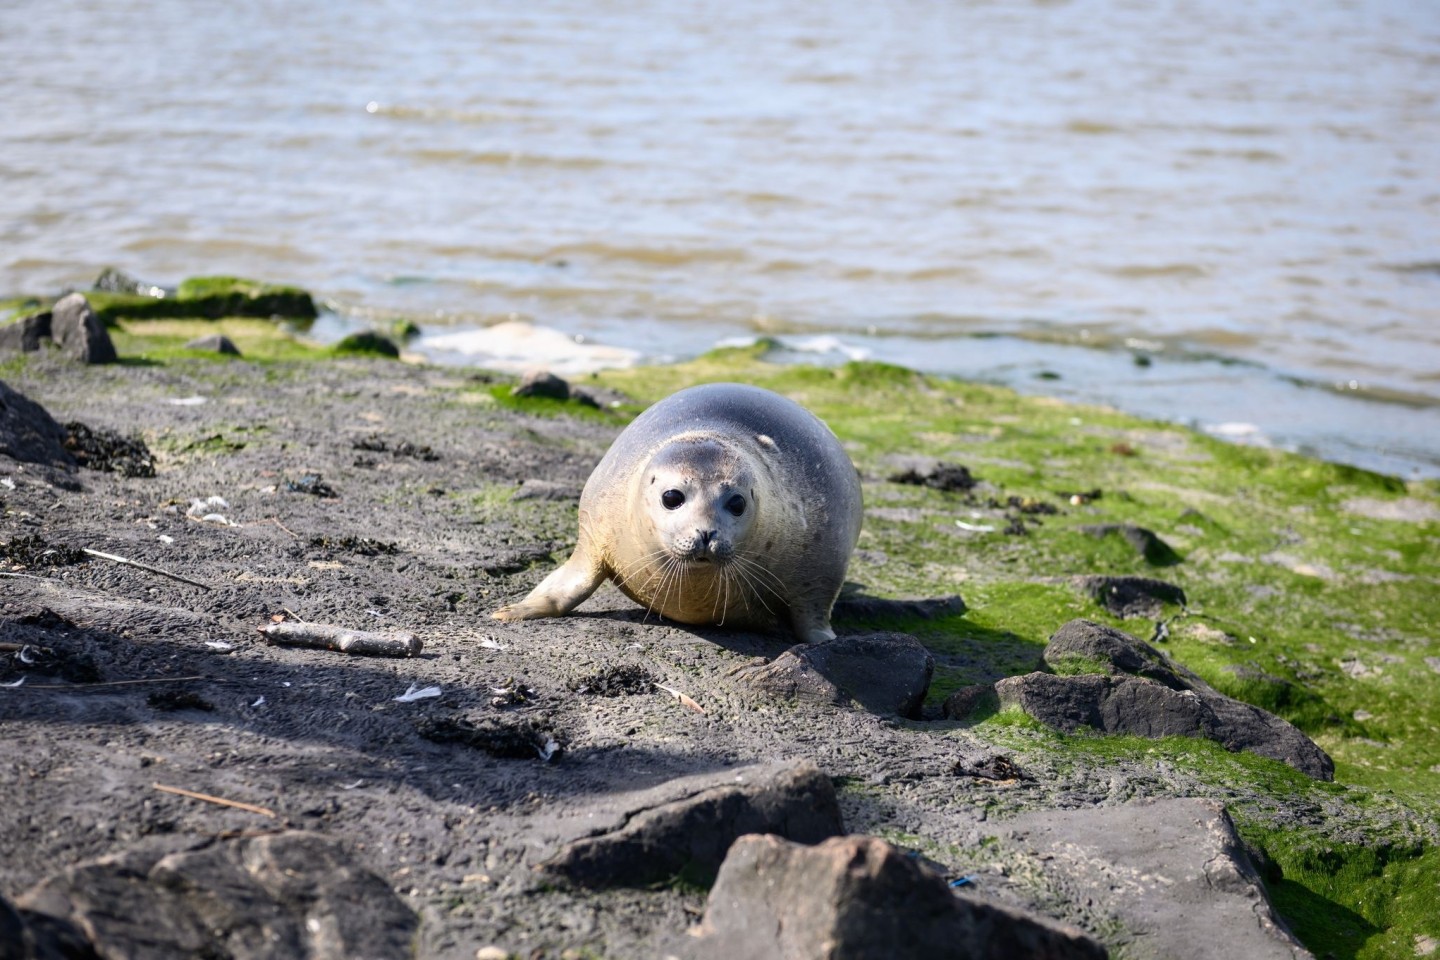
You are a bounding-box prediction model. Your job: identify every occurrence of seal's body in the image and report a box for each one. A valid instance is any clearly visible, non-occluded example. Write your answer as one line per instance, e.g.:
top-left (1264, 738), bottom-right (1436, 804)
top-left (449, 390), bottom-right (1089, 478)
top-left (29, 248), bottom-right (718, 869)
top-left (492, 383), bottom-right (862, 642)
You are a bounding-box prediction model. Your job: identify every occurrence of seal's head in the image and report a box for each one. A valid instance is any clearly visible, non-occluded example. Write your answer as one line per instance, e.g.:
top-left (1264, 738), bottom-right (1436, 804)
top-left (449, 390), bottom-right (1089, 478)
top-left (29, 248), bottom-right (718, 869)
top-left (642, 438), bottom-right (756, 566)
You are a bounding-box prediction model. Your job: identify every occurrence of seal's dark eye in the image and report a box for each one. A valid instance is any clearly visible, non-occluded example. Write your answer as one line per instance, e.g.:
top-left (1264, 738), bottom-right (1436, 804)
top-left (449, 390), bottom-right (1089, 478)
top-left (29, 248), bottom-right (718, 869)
top-left (725, 494), bottom-right (746, 517)
top-left (661, 489), bottom-right (686, 510)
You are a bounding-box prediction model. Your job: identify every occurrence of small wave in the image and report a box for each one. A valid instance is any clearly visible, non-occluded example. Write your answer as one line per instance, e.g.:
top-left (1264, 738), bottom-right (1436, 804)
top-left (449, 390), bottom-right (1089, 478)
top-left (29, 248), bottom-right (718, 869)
top-left (1065, 120), bottom-right (1123, 135)
top-left (1387, 261), bottom-right (1440, 276)
top-left (121, 236), bottom-right (317, 262)
top-left (541, 242), bottom-right (748, 267)
top-left (408, 149), bottom-right (606, 170)
top-left (1105, 263), bottom-right (1209, 280)
top-left (365, 102), bottom-right (515, 124)
top-left (1185, 147), bottom-right (1284, 163)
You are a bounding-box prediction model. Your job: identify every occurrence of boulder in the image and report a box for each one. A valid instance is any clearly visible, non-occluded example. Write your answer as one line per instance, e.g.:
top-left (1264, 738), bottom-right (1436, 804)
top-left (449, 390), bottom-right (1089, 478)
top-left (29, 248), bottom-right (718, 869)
top-left (49, 294), bottom-right (117, 364)
top-left (539, 760), bottom-right (842, 888)
top-left (183, 333), bottom-right (242, 356)
top-left (0, 380), bottom-right (75, 470)
top-left (685, 834), bottom-right (1107, 960)
top-left (0, 311), bottom-right (52, 354)
top-left (741, 632), bottom-right (934, 717)
top-left (996, 799), bottom-right (1312, 960)
top-left (14, 831), bottom-right (417, 960)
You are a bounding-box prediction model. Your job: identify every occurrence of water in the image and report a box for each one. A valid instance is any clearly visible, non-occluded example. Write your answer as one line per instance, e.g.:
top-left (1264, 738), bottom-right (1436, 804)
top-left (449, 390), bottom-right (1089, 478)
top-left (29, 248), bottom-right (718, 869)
top-left (4, 0), bottom-right (1439, 475)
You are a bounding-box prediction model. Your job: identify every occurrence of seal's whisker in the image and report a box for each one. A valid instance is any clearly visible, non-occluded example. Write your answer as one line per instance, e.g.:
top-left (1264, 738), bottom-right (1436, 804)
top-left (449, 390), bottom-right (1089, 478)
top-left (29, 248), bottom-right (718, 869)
top-left (732, 555), bottom-right (785, 602)
top-left (728, 560), bottom-right (776, 618)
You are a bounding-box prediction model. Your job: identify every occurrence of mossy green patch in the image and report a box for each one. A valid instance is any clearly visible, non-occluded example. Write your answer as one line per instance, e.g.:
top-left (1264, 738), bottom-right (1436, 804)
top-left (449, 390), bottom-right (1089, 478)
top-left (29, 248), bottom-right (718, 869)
top-left (482, 384), bottom-right (622, 423)
top-left (1243, 829), bottom-right (1440, 960)
top-left (109, 318), bottom-right (331, 363)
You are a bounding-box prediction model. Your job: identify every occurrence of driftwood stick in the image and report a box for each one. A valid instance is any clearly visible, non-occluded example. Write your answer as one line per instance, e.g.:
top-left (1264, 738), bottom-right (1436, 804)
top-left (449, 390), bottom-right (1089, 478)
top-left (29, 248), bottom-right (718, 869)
top-left (153, 783), bottom-right (277, 819)
top-left (258, 621), bottom-right (422, 658)
top-left (82, 548), bottom-right (213, 590)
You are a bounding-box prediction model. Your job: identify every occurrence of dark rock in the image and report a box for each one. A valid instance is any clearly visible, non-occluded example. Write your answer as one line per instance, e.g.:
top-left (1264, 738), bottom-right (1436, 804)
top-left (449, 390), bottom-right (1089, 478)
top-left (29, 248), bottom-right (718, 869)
top-left (685, 834), bottom-right (1107, 960)
top-left (284, 473), bottom-right (338, 497)
top-left (1045, 618), bottom-right (1187, 689)
top-left (888, 460), bottom-right (978, 492)
top-left (742, 632), bottom-right (934, 718)
top-left (942, 683), bottom-right (1000, 720)
top-left (999, 619), bottom-right (1334, 779)
top-left (182, 334), bottom-right (242, 356)
top-left (1073, 575), bottom-right (1186, 618)
top-left (539, 761), bottom-right (843, 888)
top-left (569, 383), bottom-right (629, 409)
top-left (0, 381), bottom-right (75, 469)
top-left (1079, 523), bottom-right (1181, 565)
top-left (92, 267), bottom-right (156, 294)
top-left (996, 799), bottom-right (1309, 960)
top-left (1, 891), bottom-right (96, 960)
top-left (996, 672), bottom-right (1215, 738)
top-left (0, 893), bottom-right (31, 959)
top-left (832, 593), bottom-right (966, 622)
top-left (512, 369), bottom-right (570, 400)
top-left (0, 311), bottom-right (52, 354)
top-left (14, 832), bottom-right (417, 960)
top-left (49, 295), bottom-right (116, 364)
top-left (1200, 693), bottom-right (1334, 781)
top-left (511, 479), bottom-right (582, 501)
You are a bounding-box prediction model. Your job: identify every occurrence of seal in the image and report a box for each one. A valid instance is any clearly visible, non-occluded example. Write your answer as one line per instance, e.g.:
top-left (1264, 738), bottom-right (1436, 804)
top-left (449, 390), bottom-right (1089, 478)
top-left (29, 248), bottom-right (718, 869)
top-left (492, 382), bottom-right (862, 642)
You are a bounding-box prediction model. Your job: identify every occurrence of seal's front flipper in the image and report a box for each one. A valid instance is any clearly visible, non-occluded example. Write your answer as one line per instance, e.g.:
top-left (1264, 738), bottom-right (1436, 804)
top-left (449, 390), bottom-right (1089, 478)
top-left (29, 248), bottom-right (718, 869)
top-left (789, 603), bottom-right (838, 644)
top-left (491, 542), bottom-right (605, 621)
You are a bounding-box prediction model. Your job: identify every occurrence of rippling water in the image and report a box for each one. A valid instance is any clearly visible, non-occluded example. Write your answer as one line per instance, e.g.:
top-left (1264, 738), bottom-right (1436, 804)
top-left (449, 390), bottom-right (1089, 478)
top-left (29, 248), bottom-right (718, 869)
top-left (4, 0), bottom-right (1439, 474)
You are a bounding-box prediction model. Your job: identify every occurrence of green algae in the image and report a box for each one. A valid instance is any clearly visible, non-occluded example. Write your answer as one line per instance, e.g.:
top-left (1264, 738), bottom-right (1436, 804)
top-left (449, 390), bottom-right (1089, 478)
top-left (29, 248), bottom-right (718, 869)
top-left (108, 318), bottom-right (331, 363)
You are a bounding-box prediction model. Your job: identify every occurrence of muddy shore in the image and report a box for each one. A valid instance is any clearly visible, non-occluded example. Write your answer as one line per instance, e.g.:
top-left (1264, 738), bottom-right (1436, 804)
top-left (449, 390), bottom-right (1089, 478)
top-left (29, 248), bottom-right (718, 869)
top-left (3, 316), bottom-right (1439, 958)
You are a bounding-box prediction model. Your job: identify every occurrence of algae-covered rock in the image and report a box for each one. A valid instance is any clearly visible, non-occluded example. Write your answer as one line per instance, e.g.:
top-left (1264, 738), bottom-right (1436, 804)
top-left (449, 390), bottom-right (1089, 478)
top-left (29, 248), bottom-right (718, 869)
top-left (331, 330), bottom-right (400, 358)
top-left (80, 275), bottom-right (318, 324)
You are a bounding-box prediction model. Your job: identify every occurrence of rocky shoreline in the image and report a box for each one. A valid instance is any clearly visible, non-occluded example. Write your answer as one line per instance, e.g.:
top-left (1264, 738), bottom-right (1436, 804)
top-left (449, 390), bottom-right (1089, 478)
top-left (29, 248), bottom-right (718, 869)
top-left (2, 282), bottom-right (1438, 959)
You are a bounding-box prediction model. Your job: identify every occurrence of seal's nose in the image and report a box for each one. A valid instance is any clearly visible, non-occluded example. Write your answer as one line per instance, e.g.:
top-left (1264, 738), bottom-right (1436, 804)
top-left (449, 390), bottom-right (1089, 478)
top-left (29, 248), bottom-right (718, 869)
top-left (699, 529), bottom-right (718, 548)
